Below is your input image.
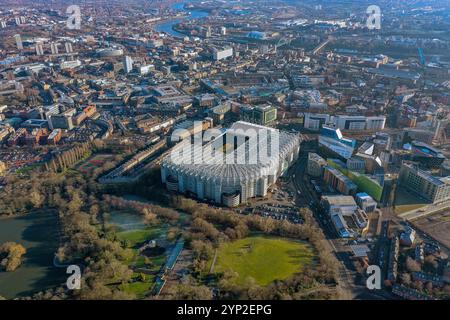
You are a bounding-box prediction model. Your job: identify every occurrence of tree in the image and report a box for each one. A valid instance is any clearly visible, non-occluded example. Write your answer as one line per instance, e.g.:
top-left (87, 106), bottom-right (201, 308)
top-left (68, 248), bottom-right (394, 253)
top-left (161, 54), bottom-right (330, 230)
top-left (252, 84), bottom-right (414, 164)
top-left (191, 240), bottom-right (214, 273)
top-left (191, 218), bottom-right (220, 241)
top-left (405, 256), bottom-right (421, 272)
top-left (0, 242), bottom-right (27, 272)
top-left (424, 282), bottom-right (433, 293)
top-left (30, 190), bottom-right (44, 208)
top-left (218, 269), bottom-right (240, 294)
top-left (167, 227), bottom-right (180, 242)
top-left (89, 204), bottom-right (100, 217)
top-left (68, 192), bottom-right (83, 213)
top-left (400, 273), bottom-right (411, 286)
top-left (143, 208), bottom-right (158, 225)
top-left (166, 276), bottom-right (213, 300)
top-left (137, 273), bottom-right (146, 282)
top-left (443, 285), bottom-right (450, 296)
top-left (424, 255), bottom-right (438, 271)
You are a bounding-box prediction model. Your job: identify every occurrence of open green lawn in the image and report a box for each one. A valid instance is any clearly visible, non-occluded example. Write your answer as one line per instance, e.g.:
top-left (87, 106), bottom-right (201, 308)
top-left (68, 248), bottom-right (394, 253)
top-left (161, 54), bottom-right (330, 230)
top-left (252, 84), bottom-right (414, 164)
top-left (116, 226), bottom-right (167, 248)
top-left (212, 235), bottom-right (315, 286)
top-left (119, 275), bottom-right (155, 299)
top-left (108, 211), bottom-right (172, 298)
top-left (117, 226), bottom-right (168, 270)
top-left (117, 229), bottom-right (153, 248)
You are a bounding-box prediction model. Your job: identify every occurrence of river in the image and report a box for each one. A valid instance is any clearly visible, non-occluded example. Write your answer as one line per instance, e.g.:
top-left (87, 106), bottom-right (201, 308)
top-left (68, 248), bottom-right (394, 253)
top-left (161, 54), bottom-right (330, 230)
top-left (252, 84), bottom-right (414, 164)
top-left (154, 2), bottom-right (209, 38)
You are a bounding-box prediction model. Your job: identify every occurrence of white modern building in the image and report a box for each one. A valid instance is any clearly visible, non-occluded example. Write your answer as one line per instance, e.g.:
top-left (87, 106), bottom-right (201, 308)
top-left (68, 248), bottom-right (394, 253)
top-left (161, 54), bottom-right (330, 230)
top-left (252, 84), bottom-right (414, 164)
top-left (50, 42), bottom-right (59, 55)
top-left (35, 42), bottom-right (44, 56)
top-left (213, 47), bottom-right (233, 61)
top-left (319, 125), bottom-right (356, 159)
top-left (65, 42), bottom-right (73, 54)
top-left (139, 64), bottom-right (154, 75)
top-left (123, 56), bottom-right (133, 73)
top-left (60, 60), bottom-right (82, 69)
top-left (347, 157), bottom-right (366, 172)
top-left (14, 34), bottom-right (23, 50)
top-left (161, 121), bottom-right (301, 206)
top-left (303, 113), bottom-right (385, 131)
top-left (96, 48), bottom-right (124, 57)
top-left (303, 113), bottom-right (331, 131)
top-left (334, 115), bottom-right (386, 131)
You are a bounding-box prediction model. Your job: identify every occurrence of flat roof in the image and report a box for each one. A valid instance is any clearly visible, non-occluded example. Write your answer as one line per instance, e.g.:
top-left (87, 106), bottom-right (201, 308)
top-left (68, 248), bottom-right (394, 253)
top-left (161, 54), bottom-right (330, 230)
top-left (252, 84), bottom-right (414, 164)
top-left (322, 195), bottom-right (357, 206)
top-left (351, 245), bottom-right (370, 257)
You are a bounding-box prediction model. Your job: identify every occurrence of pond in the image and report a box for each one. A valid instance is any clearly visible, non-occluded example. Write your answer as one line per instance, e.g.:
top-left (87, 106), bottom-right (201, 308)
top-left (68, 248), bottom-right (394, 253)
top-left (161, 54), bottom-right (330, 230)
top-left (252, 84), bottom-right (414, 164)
top-left (0, 211), bottom-right (65, 299)
top-left (108, 210), bottom-right (147, 232)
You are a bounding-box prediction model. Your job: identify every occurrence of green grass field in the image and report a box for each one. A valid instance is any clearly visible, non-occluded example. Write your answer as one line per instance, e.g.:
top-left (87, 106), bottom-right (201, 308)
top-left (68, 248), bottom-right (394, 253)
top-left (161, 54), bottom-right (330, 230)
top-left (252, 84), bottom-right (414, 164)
top-left (117, 229), bottom-right (154, 248)
top-left (119, 274), bottom-right (155, 299)
top-left (115, 226), bottom-right (168, 299)
top-left (212, 235), bottom-right (315, 286)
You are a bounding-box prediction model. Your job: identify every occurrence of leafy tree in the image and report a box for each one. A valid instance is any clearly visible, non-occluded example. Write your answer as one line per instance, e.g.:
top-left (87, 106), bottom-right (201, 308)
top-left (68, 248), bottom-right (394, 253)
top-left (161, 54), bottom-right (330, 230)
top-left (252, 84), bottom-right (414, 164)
top-left (0, 242), bottom-right (27, 272)
top-left (405, 256), bottom-right (421, 272)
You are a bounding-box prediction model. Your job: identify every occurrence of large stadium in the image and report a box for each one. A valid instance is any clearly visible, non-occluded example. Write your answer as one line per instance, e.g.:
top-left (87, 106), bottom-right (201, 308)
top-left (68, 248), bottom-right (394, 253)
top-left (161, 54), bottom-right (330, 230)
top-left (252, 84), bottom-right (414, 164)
top-left (161, 121), bottom-right (301, 206)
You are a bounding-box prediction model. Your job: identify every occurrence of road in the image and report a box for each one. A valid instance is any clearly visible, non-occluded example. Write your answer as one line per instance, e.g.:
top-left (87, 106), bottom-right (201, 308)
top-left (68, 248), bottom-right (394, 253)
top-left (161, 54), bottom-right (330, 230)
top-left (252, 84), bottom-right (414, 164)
top-left (312, 37), bottom-right (334, 55)
top-left (398, 199), bottom-right (450, 221)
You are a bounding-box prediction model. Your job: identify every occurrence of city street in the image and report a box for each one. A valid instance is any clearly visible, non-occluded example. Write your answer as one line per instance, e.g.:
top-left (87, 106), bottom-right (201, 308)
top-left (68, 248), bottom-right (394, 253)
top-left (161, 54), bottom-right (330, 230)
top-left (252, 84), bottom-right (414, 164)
top-left (288, 142), bottom-right (388, 299)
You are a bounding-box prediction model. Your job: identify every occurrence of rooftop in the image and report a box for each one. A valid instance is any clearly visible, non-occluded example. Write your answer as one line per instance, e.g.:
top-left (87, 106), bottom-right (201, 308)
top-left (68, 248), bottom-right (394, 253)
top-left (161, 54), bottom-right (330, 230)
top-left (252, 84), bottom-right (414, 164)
top-left (321, 195), bottom-right (357, 207)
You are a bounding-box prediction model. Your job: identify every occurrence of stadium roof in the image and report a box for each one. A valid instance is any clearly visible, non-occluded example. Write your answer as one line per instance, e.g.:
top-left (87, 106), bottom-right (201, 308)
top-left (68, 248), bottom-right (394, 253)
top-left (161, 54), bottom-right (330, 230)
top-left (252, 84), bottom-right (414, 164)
top-left (163, 121), bottom-right (300, 183)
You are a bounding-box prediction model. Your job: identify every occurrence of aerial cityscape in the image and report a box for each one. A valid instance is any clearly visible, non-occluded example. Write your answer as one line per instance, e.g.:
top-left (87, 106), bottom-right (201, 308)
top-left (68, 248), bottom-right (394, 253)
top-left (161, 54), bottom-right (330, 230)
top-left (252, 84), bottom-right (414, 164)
top-left (0, 0), bottom-right (449, 303)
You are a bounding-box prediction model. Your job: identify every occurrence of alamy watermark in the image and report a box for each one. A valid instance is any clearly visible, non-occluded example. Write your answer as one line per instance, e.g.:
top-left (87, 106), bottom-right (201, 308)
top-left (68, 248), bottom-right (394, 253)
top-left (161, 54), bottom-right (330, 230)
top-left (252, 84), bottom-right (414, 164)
top-left (366, 265), bottom-right (381, 290)
top-left (170, 122), bottom-right (280, 166)
top-left (366, 5), bottom-right (381, 30)
top-left (66, 265), bottom-right (81, 290)
top-left (66, 5), bottom-right (81, 30)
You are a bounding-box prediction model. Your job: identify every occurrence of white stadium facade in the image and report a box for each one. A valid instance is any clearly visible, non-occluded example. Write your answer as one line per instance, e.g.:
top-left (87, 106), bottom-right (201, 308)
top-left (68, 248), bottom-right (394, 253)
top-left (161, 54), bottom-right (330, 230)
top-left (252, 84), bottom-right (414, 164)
top-left (161, 121), bottom-right (301, 207)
